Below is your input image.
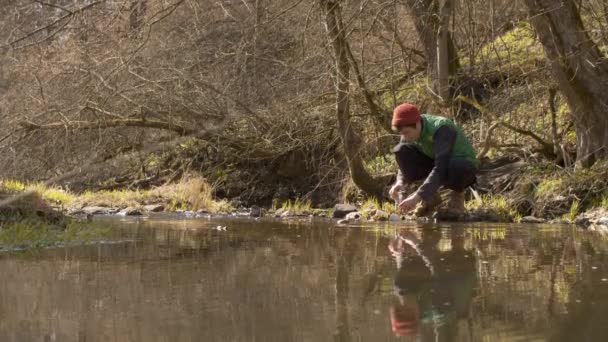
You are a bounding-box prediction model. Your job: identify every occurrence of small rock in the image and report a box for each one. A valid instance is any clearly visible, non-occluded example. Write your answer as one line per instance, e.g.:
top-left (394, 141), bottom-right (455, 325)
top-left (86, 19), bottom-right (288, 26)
top-left (589, 223), bottom-right (608, 233)
top-left (344, 211), bottom-right (362, 221)
top-left (280, 210), bottom-right (292, 218)
top-left (574, 216), bottom-right (591, 227)
top-left (67, 208), bottom-right (85, 216)
top-left (372, 209), bottom-right (389, 221)
top-left (117, 207), bottom-right (143, 216)
top-left (312, 210), bottom-right (328, 218)
top-left (250, 205), bottom-right (263, 218)
top-left (434, 210), bottom-right (465, 222)
top-left (521, 216), bottom-right (546, 224)
top-left (82, 206), bottom-right (110, 215)
top-left (373, 209), bottom-right (387, 216)
top-left (597, 217), bottom-right (608, 226)
top-left (389, 214), bottom-right (402, 222)
top-left (548, 219), bottom-right (571, 224)
top-left (332, 204), bottom-right (358, 219)
top-left (144, 204), bottom-right (165, 212)
top-left (337, 218), bottom-right (349, 224)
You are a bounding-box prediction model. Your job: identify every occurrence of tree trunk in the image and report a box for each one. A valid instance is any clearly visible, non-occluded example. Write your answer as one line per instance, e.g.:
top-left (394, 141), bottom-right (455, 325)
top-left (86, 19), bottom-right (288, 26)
top-left (321, 0), bottom-right (384, 199)
top-left (404, 0), bottom-right (459, 96)
top-left (524, 0), bottom-right (608, 167)
top-left (437, 0), bottom-right (454, 102)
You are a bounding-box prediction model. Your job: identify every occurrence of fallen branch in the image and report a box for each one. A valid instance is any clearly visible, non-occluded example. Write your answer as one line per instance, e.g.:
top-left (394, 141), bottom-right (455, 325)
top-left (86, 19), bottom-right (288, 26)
top-left (18, 118), bottom-right (196, 135)
top-left (456, 95), bottom-right (556, 160)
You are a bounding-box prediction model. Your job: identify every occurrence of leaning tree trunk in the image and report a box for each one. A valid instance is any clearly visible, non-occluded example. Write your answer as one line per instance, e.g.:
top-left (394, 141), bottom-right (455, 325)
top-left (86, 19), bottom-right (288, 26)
top-left (524, 0), bottom-right (608, 167)
top-left (321, 0), bottom-right (385, 199)
top-left (405, 0), bottom-right (459, 97)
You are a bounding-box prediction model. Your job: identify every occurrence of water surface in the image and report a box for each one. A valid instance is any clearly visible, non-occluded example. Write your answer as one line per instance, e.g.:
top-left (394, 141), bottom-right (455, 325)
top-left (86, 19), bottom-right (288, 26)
top-left (1, 216), bottom-right (608, 341)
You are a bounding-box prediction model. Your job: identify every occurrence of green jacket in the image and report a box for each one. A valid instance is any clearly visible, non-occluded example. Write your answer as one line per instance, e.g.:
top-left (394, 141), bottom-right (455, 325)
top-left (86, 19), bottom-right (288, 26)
top-left (416, 114), bottom-right (479, 168)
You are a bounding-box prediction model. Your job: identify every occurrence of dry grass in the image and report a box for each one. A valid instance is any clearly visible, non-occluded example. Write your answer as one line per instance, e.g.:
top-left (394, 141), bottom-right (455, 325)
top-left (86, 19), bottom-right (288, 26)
top-left (1, 176), bottom-right (233, 213)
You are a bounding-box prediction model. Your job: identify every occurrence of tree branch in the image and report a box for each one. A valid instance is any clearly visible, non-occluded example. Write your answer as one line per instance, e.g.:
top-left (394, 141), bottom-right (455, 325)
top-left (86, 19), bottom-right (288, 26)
top-left (457, 95), bottom-right (556, 159)
top-left (18, 119), bottom-right (196, 136)
top-left (0, 1), bottom-right (104, 51)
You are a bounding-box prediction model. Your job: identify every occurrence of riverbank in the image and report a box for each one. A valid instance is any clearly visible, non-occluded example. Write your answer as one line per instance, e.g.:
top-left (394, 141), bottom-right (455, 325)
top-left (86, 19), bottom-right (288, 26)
top-left (2, 166), bottom-right (608, 251)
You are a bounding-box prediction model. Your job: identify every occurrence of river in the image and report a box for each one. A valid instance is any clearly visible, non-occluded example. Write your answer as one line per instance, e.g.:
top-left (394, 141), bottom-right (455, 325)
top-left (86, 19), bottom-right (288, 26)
top-left (1, 216), bottom-right (607, 341)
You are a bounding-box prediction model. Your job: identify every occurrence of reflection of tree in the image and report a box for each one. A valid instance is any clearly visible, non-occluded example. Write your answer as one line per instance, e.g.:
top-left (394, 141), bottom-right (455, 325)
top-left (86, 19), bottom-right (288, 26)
top-left (548, 234), bottom-right (608, 342)
top-left (333, 229), bottom-right (359, 342)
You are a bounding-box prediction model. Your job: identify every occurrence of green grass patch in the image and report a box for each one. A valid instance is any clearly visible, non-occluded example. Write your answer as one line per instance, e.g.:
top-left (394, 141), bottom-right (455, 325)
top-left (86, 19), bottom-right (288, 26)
top-left (73, 176), bottom-right (232, 213)
top-left (279, 198), bottom-right (313, 215)
top-left (1, 176), bottom-right (234, 214)
top-left (466, 194), bottom-right (520, 222)
top-left (364, 154), bottom-right (397, 176)
top-left (564, 199), bottom-right (579, 222)
top-left (0, 180), bottom-right (26, 193)
top-left (600, 195), bottom-right (608, 210)
top-left (0, 218), bottom-right (111, 250)
top-left (360, 197), bottom-right (397, 216)
top-left (535, 177), bottom-right (564, 201)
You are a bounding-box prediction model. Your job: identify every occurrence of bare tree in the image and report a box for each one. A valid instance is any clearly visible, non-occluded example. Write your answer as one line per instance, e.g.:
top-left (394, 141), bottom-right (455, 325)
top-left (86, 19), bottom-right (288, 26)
top-left (320, 0), bottom-right (385, 199)
top-left (524, 0), bottom-right (608, 167)
top-left (437, 0), bottom-right (455, 102)
top-left (404, 0), bottom-right (460, 97)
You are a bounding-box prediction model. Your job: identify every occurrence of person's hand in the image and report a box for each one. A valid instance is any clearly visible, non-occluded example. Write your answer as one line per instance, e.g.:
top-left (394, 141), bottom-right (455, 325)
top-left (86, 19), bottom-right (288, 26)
top-left (398, 193), bottom-right (421, 213)
top-left (389, 182), bottom-right (404, 200)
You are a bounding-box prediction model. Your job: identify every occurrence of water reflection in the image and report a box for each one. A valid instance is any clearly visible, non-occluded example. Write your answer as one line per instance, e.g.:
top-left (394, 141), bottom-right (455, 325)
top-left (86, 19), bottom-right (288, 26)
top-left (388, 227), bottom-right (475, 340)
top-left (0, 217), bottom-right (607, 341)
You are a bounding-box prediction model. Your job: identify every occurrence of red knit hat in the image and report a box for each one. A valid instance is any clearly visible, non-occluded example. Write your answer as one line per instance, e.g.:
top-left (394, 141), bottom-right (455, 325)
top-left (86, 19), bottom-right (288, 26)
top-left (392, 103), bottom-right (421, 127)
top-left (390, 305), bottom-right (419, 336)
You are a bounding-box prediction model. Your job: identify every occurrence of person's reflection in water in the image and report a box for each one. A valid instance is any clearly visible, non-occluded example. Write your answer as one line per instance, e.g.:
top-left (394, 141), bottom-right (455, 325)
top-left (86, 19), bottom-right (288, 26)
top-left (388, 227), bottom-right (477, 341)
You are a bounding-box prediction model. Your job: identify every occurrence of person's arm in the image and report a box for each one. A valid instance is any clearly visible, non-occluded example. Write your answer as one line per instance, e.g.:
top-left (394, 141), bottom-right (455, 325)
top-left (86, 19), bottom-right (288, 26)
top-left (414, 126), bottom-right (457, 202)
top-left (390, 137), bottom-right (408, 200)
top-left (395, 136), bottom-right (408, 185)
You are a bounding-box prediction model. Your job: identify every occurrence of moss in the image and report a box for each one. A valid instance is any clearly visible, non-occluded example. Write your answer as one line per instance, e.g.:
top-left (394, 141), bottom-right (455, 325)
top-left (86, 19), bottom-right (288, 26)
top-left (468, 22), bottom-right (544, 73)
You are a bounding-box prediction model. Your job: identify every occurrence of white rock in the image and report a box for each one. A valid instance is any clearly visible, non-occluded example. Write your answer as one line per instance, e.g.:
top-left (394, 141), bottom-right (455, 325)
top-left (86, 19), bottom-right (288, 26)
top-left (345, 211), bottom-right (362, 221)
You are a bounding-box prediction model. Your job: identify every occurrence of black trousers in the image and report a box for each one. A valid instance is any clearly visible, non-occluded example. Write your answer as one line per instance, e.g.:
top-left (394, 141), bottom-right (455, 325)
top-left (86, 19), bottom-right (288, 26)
top-left (394, 143), bottom-right (477, 192)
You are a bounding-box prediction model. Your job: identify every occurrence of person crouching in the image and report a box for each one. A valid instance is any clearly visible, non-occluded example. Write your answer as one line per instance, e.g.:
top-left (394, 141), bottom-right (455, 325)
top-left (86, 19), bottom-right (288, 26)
top-left (389, 103), bottom-right (479, 217)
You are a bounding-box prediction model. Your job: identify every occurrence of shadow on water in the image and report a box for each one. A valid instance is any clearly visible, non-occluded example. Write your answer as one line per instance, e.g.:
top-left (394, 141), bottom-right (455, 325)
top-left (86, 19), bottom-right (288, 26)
top-left (1, 216), bottom-right (608, 341)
